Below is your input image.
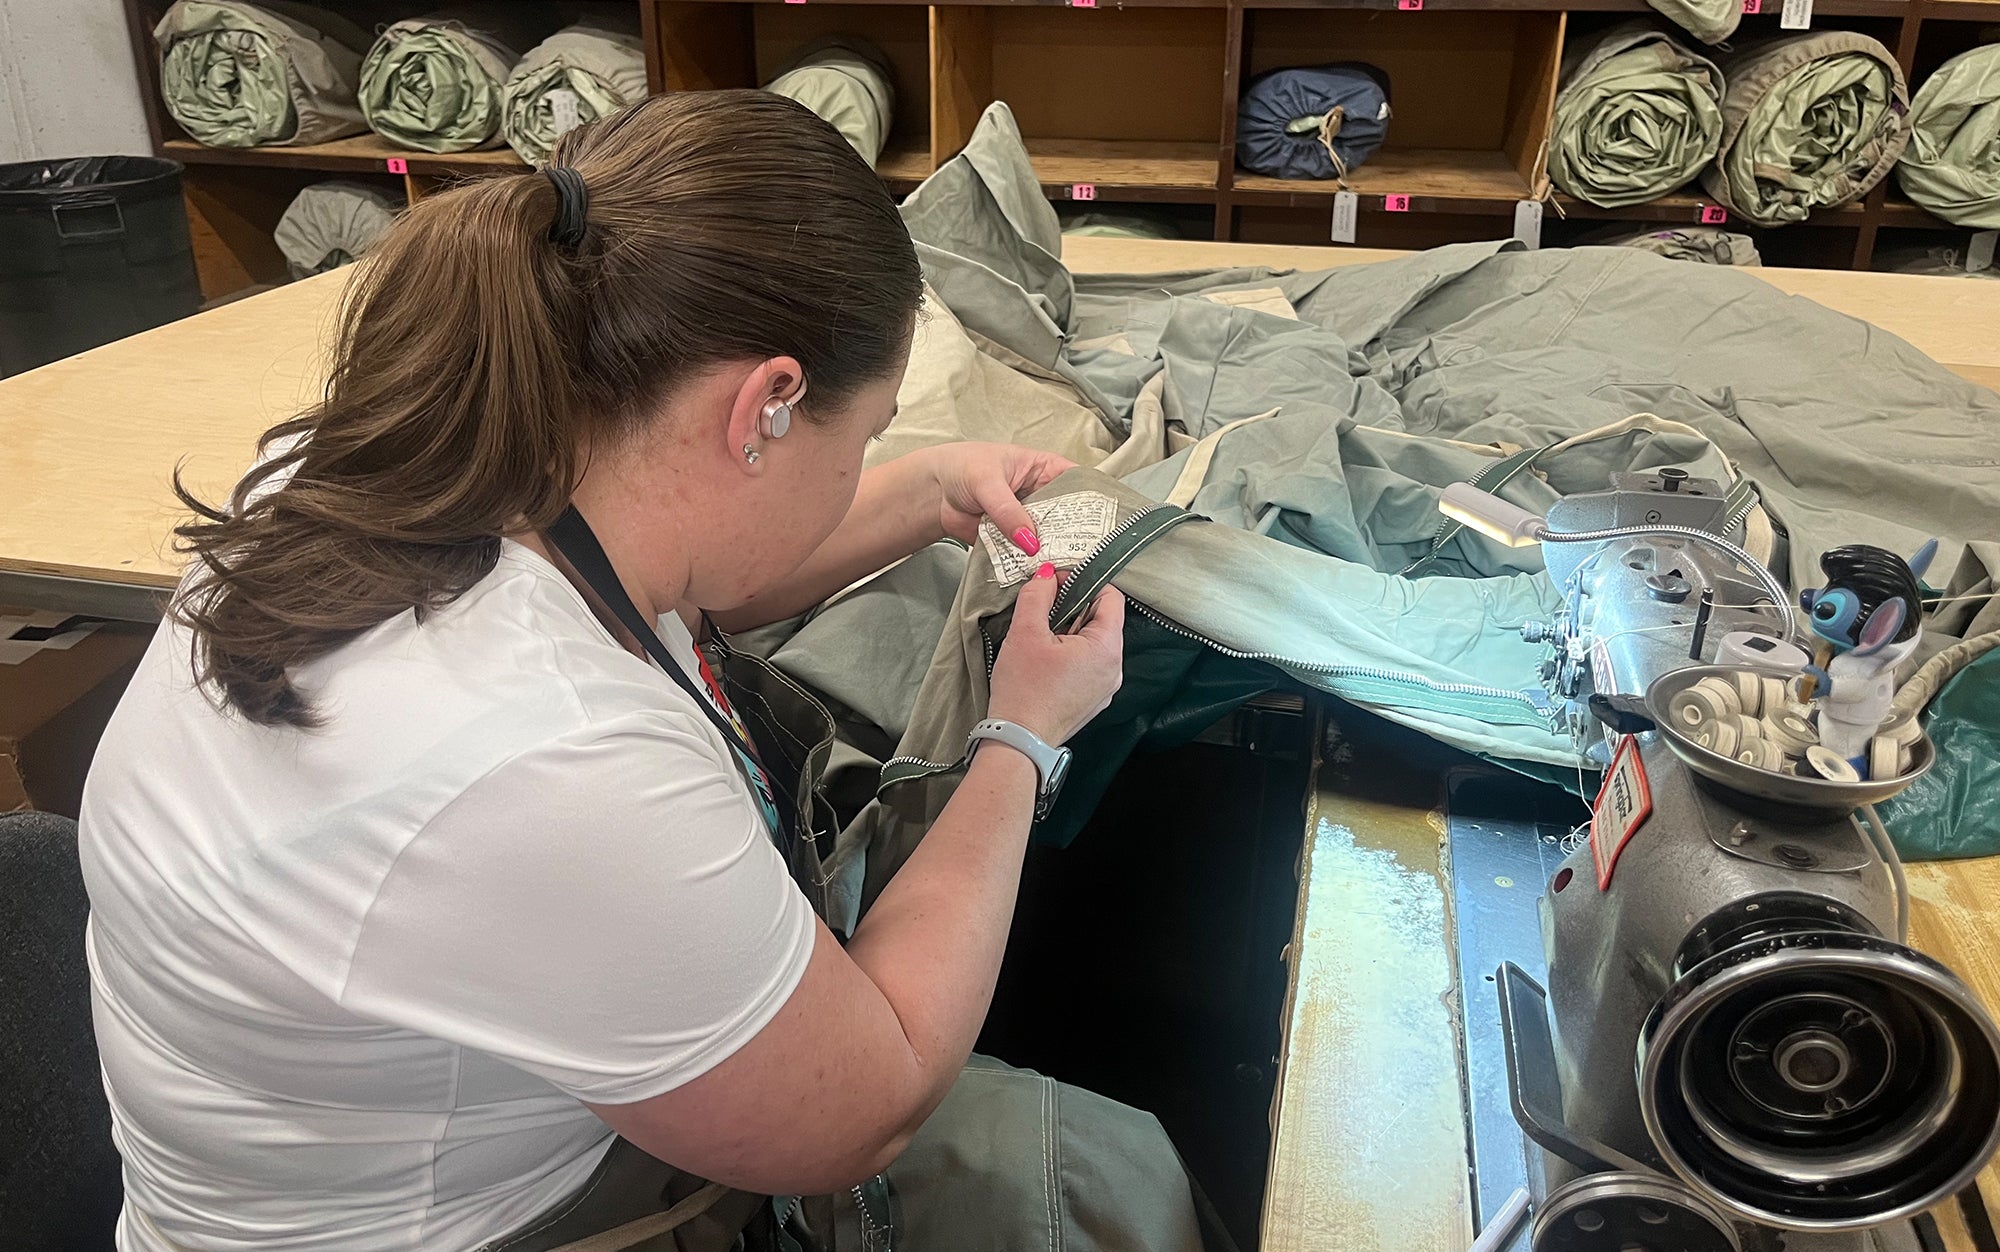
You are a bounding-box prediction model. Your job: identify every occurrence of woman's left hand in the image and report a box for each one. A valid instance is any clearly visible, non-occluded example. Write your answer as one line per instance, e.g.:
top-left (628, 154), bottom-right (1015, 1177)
top-left (926, 443), bottom-right (1076, 553)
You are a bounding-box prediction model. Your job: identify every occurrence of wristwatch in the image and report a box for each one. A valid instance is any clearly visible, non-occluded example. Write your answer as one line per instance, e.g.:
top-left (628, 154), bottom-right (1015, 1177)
top-left (967, 718), bottom-right (1072, 819)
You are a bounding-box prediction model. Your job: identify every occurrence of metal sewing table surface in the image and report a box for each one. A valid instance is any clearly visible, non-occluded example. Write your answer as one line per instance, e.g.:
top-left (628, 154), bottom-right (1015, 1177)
top-left (3, 237), bottom-right (1998, 1251)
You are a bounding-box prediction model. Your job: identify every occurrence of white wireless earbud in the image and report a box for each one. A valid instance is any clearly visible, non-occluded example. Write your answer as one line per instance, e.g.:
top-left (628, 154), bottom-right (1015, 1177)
top-left (761, 398), bottom-right (792, 440)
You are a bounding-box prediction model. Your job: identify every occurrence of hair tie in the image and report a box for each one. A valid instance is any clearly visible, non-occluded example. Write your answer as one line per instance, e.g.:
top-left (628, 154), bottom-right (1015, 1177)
top-left (542, 166), bottom-right (589, 249)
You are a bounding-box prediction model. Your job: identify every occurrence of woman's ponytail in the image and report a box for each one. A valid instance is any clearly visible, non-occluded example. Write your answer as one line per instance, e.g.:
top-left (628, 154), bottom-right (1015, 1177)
top-left (174, 171), bottom-right (590, 726)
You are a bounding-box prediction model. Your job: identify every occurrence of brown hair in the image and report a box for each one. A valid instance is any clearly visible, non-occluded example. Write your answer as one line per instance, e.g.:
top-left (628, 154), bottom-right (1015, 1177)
top-left (173, 91), bottom-right (923, 727)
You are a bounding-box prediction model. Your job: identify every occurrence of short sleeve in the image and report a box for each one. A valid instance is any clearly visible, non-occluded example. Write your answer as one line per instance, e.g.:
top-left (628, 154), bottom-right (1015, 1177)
top-left (337, 709), bottom-right (817, 1105)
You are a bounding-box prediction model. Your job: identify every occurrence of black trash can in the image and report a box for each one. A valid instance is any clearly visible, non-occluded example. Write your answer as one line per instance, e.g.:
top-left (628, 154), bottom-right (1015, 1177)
top-left (0, 156), bottom-right (203, 377)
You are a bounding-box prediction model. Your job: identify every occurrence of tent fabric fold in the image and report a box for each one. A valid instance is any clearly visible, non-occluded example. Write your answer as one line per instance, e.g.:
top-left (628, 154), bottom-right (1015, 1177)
top-left (1702, 32), bottom-right (1910, 227)
top-left (359, 9), bottom-right (555, 153)
top-left (763, 37), bottom-right (898, 168)
top-left (154, 0), bottom-right (369, 147)
top-left (1549, 23), bottom-right (1723, 208)
top-left (500, 19), bottom-right (648, 166)
top-left (1895, 45), bottom-right (2000, 229)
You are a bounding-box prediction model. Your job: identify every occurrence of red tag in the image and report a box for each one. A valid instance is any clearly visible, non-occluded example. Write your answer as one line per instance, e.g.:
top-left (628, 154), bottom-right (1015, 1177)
top-left (1699, 205), bottom-right (1728, 224)
top-left (385, 158), bottom-right (408, 175)
top-left (1384, 194), bottom-right (1410, 212)
top-left (1071, 183), bottom-right (1098, 201)
top-left (1071, 0), bottom-right (1098, 8)
top-left (1742, 0), bottom-right (1762, 11)
top-left (784, 0), bottom-right (807, 5)
top-left (1398, 0), bottom-right (1425, 10)
top-left (1591, 735), bottom-right (1654, 890)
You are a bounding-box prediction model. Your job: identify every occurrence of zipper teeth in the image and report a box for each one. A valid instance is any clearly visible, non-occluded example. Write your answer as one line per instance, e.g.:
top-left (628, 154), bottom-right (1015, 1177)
top-left (851, 1183), bottom-right (878, 1240)
top-left (1125, 598), bottom-right (1556, 715)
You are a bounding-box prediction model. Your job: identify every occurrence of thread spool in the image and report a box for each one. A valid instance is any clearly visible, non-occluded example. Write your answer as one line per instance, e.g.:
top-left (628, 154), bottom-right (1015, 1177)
top-left (1672, 683), bottom-right (1736, 729)
top-left (1760, 676), bottom-right (1787, 718)
top-left (1696, 719), bottom-right (1742, 758)
top-left (1733, 671), bottom-right (1763, 716)
top-left (1764, 711), bottom-right (1818, 756)
top-left (1807, 744), bottom-right (1860, 782)
top-left (1870, 736), bottom-right (1900, 782)
top-left (1734, 714), bottom-right (1765, 743)
top-left (1738, 738), bottom-right (1788, 772)
top-left (1885, 712), bottom-right (1923, 748)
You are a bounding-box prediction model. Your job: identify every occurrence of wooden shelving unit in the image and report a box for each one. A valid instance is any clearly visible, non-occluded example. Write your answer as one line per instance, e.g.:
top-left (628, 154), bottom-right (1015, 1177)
top-left (121, 0), bottom-right (2000, 295)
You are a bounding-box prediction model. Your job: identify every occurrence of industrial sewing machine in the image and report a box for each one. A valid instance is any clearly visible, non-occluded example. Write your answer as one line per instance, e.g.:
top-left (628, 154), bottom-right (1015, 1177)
top-left (1442, 473), bottom-right (2000, 1252)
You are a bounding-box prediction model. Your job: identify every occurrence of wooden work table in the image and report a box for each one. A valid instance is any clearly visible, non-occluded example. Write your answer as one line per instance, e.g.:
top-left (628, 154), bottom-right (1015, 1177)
top-left (2, 235), bottom-right (1996, 1249)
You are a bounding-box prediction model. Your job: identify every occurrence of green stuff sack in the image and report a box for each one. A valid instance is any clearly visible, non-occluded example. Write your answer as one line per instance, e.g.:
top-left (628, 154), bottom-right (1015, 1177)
top-left (763, 36), bottom-right (897, 168)
top-left (1550, 22), bottom-right (1724, 207)
top-left (1704, 32), bottom-right (1910, 226)
top-left (1880, 646), bottom-right (2000, 861)
top-left (501, 19), bottom-right (648, 166)
top-left (273, 180), bottom-right (402, 279)
top-left (1896, 45), bottom-right (2000, 229)
top-left (360, 9), bottom-right (556, 153)
top-left (154, 0), bottom-right (369, 147)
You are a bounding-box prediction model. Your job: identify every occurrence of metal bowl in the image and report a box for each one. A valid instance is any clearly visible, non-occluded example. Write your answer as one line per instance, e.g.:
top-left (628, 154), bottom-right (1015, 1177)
top-left (1645, 665), bottom-right (1933, 816)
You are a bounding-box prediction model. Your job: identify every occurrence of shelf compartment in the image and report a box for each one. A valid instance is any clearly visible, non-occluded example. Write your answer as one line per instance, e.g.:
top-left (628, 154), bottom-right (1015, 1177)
top-left (658, 2), bottom-right (934, 174)
top-left (1234, 8), bottom-right (1561, 209)
top-left (932, 5), bottom-right (1228, 194)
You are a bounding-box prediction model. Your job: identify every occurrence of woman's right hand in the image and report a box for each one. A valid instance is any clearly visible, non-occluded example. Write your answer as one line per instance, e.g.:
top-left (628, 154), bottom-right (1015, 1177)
top-left (986, 564), bottom-right (1126, 746)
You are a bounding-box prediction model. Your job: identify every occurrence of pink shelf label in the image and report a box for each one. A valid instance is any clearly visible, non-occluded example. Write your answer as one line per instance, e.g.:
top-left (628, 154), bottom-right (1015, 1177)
top-left (385, 158), bottom-right (408, 175)
top-left (1071, 183), bottom-right (1098, 201)
top-left (1398, 0), bottom-right (1425, 10)
top-left (1384, 194), bottom-right (1410, 212)
top-left (1699, 204), bottom-right (1727, 224)
top-left (784, 0), bottom-right (807, 5)
top-left (1742, 0), bottom-right (1761, 12)
top-left (1070, 0), bottom-right (1098, 8)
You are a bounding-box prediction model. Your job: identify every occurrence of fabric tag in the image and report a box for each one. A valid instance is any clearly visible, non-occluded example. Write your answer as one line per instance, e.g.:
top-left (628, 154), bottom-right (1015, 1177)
top-left (1780, 0), bottom-right (1812, 29)
top-left (1512, 199), bottom-right (1543, 250)
top-left (1967, 231), bottom-right (1998, 274)
top-left (1331, 191), bottom-right (1359, 243)
top-left (979, 493), bottom-right (1118, 586)
top-left (548, 88), bottom-right (583, 136)
top-left (1591, 735), bottom-right (1654, 890)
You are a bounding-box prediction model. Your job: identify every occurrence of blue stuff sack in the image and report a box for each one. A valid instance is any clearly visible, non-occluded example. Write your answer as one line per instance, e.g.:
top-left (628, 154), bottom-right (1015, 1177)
top-left (1237, 64), bottom-right (1392, 181)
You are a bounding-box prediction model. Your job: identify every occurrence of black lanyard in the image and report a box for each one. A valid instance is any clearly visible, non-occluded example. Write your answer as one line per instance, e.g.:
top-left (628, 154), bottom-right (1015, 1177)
top-left (543, 505), bottom-right (798, 848)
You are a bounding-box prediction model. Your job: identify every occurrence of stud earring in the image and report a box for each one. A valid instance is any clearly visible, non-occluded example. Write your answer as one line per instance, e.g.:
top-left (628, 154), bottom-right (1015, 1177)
top-left (743, 443), bottom-right (760, 464)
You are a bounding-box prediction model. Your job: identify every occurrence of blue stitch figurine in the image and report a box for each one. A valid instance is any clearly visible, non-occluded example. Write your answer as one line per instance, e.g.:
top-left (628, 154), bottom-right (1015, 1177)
top-left (1798, 540), bottom-right (1937, 777)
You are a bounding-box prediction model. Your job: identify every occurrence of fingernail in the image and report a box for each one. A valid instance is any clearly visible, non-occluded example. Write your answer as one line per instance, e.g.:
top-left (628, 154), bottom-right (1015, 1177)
top-left (1013, 528), bottom-right (1041, 556)
top-left (1035, 562), bottom-right (1055, 580)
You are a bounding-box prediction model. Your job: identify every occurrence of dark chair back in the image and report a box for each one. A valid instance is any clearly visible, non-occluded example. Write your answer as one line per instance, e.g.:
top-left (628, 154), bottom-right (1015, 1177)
top-left (0, 811), bottom-right (122, 1250)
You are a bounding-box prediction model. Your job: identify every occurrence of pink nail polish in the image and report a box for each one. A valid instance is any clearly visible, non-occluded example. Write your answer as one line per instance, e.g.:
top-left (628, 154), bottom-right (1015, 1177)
top-left (1035, 562), bottom-right (1055, 580)
top-left (1013, 527), bottom-right (1041, 556)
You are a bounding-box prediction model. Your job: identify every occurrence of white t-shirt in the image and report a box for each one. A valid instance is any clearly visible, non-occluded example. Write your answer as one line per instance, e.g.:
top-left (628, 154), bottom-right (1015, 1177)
top-left (78, 540), bottom-right (817, 1251)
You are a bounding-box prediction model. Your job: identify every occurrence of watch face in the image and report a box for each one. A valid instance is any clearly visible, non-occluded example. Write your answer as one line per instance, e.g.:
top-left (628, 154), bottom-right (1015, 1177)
top-left (1045, 747), bottom-right (1072, 799)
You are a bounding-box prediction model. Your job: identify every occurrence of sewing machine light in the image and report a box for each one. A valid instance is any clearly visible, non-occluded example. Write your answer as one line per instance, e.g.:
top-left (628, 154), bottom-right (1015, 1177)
top-left (1438, 483), bottom-right (1550, 548)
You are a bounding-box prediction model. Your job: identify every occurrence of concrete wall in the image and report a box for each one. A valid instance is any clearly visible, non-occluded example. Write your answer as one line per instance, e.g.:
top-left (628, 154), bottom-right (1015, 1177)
top-left (0, 0), bottom-right (151, 165)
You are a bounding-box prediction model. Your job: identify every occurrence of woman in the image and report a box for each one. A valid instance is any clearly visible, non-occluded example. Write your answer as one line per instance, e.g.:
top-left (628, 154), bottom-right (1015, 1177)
top-left (78, 91), bottom-right (1128, 1250)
